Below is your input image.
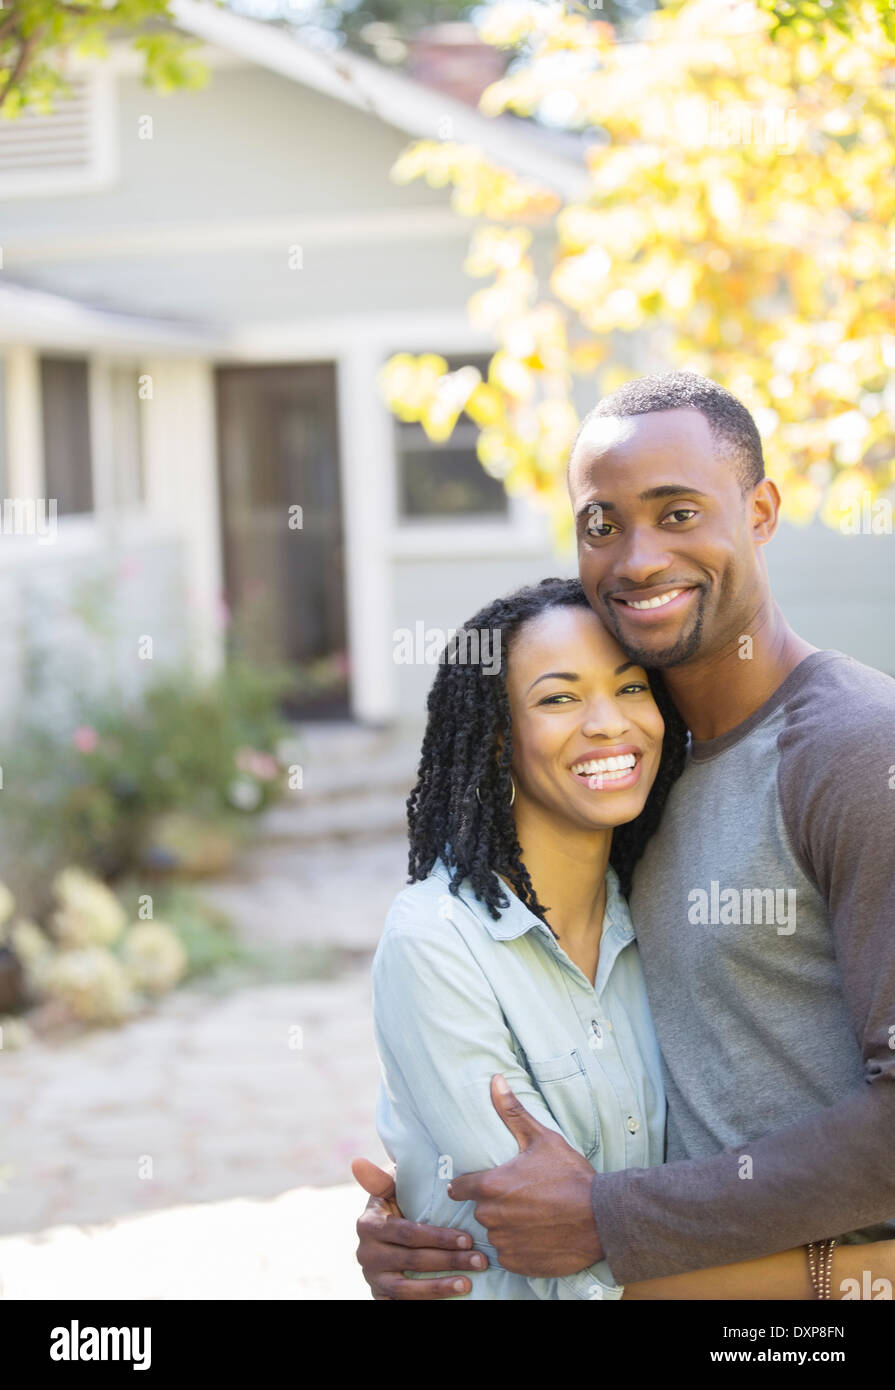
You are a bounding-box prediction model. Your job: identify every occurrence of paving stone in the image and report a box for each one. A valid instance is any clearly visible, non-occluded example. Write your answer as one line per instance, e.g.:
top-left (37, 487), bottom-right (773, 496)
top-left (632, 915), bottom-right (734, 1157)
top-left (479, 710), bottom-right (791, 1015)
top-left (0, 728), bottom-right (415, 1290)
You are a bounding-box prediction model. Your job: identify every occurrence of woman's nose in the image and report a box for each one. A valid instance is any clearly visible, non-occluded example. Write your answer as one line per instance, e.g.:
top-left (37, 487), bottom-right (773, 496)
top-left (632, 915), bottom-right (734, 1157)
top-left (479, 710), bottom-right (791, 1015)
top-left (580, 696), bottom-right (630, 740)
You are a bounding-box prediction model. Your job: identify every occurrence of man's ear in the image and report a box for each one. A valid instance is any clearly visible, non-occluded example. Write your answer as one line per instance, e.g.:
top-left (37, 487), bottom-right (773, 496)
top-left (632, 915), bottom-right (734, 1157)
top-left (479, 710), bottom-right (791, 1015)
top-left (751, 478), bottom-right (780, 547)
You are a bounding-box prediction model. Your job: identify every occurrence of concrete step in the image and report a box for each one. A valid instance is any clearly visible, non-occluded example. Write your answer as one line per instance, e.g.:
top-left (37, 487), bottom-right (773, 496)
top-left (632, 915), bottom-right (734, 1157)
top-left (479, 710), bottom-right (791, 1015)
top-left (259, 788), bottom-right (410, 844)
top-left (274, 721), bottom-right (422, 804)
top-left (262, 721), bottom-right (423, 842)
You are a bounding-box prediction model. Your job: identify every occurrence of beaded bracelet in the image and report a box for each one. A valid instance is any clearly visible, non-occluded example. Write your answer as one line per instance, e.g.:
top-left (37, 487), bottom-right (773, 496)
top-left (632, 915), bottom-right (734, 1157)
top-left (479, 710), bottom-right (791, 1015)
top-left (806, 1238), bottom-right (839, 1299)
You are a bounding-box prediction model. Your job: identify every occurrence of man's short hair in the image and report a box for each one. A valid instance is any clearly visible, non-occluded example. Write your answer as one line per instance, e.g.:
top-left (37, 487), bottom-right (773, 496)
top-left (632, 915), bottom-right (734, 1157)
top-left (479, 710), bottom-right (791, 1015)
top-left (573, 370), bottom-right (766, 493)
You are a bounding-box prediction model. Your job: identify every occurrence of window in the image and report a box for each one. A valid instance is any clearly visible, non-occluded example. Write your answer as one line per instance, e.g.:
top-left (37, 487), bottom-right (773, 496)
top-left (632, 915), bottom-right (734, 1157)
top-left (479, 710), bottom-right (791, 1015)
top-left (394, 353), bottom-right (508, 521)
top-left (40, 357), bottom-right (93, 515)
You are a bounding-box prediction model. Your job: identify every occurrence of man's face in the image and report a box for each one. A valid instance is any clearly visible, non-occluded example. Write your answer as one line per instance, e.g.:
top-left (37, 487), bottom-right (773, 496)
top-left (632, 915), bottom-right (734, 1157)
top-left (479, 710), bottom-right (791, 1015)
top-left (568, 408), bottom-right (768, 669)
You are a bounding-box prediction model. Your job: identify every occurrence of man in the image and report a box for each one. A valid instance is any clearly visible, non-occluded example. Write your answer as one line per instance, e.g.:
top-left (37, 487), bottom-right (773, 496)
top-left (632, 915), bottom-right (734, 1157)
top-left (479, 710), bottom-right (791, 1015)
top-left (354, 372), bottom-right (895, 1299)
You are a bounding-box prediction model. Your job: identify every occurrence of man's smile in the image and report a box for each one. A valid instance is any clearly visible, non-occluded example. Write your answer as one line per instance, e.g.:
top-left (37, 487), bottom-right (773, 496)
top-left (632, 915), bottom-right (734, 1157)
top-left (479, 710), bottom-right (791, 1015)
top-left (608, 584), bottom-right (701, 622)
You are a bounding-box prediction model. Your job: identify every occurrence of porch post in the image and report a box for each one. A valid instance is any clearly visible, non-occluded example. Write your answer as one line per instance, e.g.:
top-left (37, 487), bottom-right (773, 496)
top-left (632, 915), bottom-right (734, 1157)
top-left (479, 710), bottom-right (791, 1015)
top-left (141, 357), bottom-right (224, 678)
top-left (335, 345), bottom-right (395, 725)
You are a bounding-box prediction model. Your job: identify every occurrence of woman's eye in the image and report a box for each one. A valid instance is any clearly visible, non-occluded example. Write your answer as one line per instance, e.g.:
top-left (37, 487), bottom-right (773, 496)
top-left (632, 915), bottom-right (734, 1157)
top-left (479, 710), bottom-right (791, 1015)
top-left (663, 509), bottom-right (697, 524)
top-left (539, 693), bottom-right (574, 705)
top-left (619, 683), bottom-right (649, 695)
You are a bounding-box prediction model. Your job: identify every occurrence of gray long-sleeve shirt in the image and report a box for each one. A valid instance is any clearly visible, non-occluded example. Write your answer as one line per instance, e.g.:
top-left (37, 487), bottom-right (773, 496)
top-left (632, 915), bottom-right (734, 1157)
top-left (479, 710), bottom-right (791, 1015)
top-left (590, 650), bottom-right (895, 1283)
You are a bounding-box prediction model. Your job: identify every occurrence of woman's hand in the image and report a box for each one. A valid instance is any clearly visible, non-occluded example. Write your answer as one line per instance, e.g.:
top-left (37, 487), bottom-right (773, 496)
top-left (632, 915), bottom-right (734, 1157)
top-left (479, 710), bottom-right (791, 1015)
top-left (351, 1158), bottom-right (488, 1300)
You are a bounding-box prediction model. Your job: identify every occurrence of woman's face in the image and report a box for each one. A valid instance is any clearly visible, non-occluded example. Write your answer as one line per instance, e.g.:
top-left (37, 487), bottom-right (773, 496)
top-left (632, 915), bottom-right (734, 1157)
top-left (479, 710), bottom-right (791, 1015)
top-left (503, 604), bottom-right (665, 832)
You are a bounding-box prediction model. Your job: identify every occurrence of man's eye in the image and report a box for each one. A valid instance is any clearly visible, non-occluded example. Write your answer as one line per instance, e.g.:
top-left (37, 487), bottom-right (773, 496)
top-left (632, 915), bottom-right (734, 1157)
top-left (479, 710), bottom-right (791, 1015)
top-left (663, 509), bottom-right (697, 524)
top-left (585, 519), bottom-right (618, 538)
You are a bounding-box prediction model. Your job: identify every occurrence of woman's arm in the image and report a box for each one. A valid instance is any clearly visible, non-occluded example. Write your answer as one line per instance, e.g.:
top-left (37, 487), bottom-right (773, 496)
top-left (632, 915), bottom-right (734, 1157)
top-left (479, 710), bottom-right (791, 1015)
top-left (372, 906), bottom-right (623, 1300)
top-left (621, 1239), bottom-right (895, 1300)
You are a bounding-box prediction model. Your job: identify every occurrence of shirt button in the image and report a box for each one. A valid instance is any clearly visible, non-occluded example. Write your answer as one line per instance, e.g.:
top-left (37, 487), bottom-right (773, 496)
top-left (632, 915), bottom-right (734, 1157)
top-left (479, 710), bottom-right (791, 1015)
top-left (626, 1116), bottom-right (640, 1134)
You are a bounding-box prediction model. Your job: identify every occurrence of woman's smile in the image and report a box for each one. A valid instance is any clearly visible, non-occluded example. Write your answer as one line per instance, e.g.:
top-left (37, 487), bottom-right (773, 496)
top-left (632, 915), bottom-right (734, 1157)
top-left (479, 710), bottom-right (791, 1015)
top-left (568, 744), bottom-right (643, 792)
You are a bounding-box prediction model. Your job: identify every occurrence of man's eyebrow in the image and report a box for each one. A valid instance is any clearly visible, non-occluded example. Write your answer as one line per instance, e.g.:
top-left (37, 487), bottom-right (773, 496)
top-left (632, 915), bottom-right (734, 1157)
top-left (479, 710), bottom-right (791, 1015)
top-left (637, 484), bottom-right (710, 501)
top-left (576, 485), bottom-right (709, 519)
top-left (527, 661), bottom-right (640, 693)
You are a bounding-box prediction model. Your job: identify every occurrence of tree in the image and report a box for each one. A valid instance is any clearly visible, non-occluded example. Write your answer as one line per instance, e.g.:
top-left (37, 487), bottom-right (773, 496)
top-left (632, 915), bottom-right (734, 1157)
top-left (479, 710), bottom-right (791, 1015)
top-left (380, 0), bottom-right (895, 543)
top-left (757, 0), bottom-right (895, 43)
top-left (0, 0), bottom-right (211, 115)
top-left (290, 0), bottom-right (648, 59)
top-left (0, 0), bottom-right (651, 115)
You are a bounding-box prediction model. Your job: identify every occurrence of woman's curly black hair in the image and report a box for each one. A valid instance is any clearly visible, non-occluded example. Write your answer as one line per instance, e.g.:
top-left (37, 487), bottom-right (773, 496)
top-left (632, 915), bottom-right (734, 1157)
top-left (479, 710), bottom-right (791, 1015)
top-left (406, 576), bottom-right (689, 926)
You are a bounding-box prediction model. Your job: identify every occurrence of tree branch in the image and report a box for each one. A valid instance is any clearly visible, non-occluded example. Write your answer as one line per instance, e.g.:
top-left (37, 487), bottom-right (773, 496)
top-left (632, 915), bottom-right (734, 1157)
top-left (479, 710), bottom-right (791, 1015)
top-left (0, 30), bottom-right (40, 112)
top-left (0, 13), bottom-right (22, 45)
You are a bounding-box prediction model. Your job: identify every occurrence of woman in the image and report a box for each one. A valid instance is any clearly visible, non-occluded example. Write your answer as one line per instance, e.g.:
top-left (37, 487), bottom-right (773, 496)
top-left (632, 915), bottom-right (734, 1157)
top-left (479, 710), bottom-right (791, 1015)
top-left (371, 577), bottom-right (895, 1299)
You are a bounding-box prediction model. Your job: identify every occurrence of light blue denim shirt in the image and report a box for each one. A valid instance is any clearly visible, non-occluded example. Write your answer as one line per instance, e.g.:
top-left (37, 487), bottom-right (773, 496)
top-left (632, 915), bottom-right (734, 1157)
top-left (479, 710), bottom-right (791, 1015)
top-left (372, 856), bottom-right (667, 1300)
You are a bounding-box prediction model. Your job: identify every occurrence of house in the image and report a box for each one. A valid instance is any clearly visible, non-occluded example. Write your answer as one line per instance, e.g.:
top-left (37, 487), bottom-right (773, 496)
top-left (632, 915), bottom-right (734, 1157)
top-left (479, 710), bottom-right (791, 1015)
top-left (0, 0), bottom-right (891, 739)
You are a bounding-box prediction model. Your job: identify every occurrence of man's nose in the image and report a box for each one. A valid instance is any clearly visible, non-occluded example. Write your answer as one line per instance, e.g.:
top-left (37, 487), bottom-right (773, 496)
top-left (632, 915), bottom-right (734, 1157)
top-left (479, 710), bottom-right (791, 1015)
top-left (614, 526), bottom-right (674, 587)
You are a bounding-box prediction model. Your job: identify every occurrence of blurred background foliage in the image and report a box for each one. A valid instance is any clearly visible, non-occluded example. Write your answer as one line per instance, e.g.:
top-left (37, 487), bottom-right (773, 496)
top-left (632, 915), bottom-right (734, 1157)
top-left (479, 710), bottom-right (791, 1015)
top-left (0, 657), bottom-right (296, 913)
top-left (380, 0), bottom-right (895, 547)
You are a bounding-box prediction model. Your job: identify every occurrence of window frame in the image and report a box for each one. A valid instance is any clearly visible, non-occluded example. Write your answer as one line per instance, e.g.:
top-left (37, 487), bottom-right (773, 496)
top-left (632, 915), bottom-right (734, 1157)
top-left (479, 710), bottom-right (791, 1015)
top-left (387, 348), bottom-right (546, 557)
top-left (0, 69), bottom-right (117, 200)
top-left (34, 350), bottom-right (151, 535)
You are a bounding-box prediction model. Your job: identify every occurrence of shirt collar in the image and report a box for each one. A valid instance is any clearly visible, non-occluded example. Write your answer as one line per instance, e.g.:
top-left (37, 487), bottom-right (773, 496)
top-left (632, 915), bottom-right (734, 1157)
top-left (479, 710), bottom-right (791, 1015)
top-left (430, 855), bottom-right (634, 945)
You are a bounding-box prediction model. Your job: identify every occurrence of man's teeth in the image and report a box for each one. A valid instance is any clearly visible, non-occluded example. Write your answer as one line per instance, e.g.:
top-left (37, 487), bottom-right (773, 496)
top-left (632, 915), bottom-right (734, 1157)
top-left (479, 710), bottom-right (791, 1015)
top-left (571, 754), bottom-right (637, 777)
top-left (622, 588), bottom-right (682, 610)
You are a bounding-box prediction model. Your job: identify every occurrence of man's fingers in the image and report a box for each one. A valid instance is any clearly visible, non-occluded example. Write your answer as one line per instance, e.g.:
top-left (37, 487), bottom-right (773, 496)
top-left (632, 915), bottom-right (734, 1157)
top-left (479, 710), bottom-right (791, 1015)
top-left (351, 1156), bottom-right (397, 1201)
top-left (384, 1244), bottom-right (488, 1274)
top-left (374, 1273), bottom-right (474, 1300)
top-left (367, 1213), bottom-right (481, 1252)
top-left (446, 1169), bottom-right (489, 1203)
top-left (489, 1073), bottom-right (547, 1151)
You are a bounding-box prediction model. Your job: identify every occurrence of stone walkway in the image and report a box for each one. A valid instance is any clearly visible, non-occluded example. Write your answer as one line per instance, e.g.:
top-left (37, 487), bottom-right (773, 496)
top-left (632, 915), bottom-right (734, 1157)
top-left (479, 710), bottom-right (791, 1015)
top-left (0, 723), bottom-right (423, 1300)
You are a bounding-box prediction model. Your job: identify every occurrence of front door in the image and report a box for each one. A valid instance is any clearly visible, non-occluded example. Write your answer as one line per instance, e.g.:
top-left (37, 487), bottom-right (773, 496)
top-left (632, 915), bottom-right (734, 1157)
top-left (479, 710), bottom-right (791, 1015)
top-left (216, 363), bottom-right (349, 718)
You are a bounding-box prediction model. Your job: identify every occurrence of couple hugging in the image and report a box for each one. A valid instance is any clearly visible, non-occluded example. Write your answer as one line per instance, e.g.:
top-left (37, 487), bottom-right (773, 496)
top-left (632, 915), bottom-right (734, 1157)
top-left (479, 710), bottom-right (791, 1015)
top-left (353, 371), bottom-right (895, 1300)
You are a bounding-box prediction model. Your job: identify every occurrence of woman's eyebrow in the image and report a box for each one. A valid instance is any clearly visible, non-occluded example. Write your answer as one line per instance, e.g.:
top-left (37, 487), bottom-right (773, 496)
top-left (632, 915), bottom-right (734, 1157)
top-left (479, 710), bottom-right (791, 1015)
top-left (527, 670), bottom-right (579, 693)
top-left (527, 660), bottom-right (638, 694)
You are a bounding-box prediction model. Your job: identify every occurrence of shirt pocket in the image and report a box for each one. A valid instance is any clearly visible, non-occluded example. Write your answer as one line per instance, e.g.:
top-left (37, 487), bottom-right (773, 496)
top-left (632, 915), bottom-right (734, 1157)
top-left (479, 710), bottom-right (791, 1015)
top-left (526, 1048), bottom-right (600, 1161)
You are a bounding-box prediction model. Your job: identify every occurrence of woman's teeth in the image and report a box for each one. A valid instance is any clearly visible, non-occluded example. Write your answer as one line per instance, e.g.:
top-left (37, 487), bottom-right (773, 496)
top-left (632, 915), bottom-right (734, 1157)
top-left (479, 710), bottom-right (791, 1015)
top-left (621, 588), bottom-right (682, 610)
top-left (571, 754), bottom-right (636, 779)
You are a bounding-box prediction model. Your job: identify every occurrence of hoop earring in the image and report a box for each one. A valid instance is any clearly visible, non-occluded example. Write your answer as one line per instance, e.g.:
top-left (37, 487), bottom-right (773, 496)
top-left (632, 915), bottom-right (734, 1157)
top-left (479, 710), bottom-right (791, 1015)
top-left (475, 778), bottom-right (516, 807)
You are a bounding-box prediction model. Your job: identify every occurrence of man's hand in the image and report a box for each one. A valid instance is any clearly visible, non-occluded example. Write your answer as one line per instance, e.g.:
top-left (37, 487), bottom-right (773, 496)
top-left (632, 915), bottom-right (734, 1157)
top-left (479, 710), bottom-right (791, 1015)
top-left (446, 1075), bottom-right (604, 1277)
top-left (351, 1157), bottom-right (489, 1299)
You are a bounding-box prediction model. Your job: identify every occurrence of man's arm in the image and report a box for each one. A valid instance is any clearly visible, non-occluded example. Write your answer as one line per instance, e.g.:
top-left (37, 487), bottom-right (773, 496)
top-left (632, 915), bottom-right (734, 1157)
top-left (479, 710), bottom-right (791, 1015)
top-left (586, 689), bottom-right (895, 1284)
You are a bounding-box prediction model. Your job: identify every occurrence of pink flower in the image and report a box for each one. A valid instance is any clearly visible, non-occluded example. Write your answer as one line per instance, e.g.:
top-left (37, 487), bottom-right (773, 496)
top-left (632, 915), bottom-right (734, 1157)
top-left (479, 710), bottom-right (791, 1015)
top-left (249, 752), bottom-right (279, 781)
top-left (72, 726), bottom-right (99, 753)
top-left (235, 748), bottom-right (279, 781)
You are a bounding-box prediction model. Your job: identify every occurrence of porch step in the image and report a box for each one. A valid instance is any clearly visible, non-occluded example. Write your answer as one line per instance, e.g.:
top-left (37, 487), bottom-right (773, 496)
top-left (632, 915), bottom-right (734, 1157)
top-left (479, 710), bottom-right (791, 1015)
top-left (260, 789), bottom-right (411, 844)
top-left (263, 720), bottom-right (423, 843)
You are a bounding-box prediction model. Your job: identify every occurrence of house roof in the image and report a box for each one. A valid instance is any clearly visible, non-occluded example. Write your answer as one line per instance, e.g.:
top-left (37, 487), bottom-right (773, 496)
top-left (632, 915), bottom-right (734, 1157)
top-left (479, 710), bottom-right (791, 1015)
top-left (0, 278), bottom-right (220, 353)
top-left (169, 0), bottom-right (591, 201)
